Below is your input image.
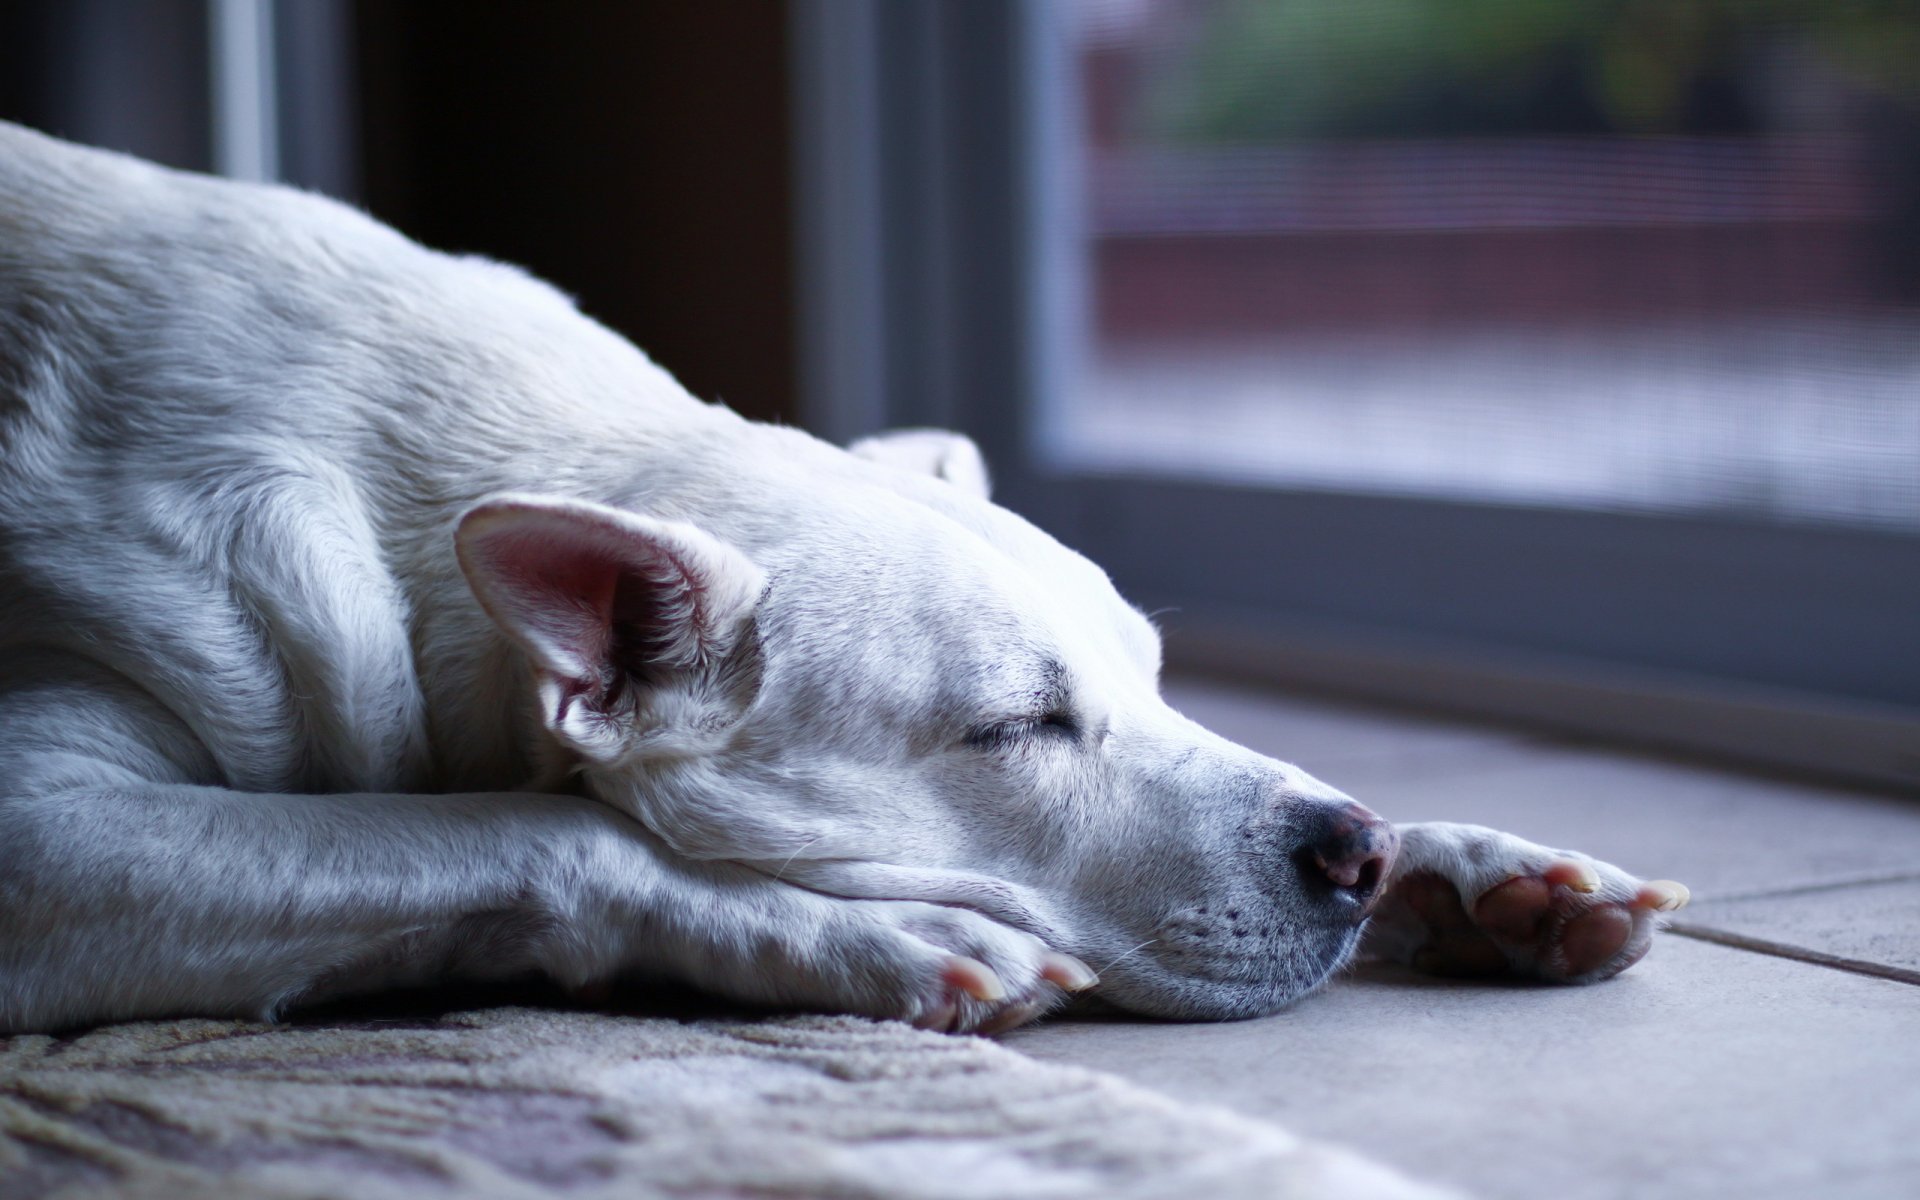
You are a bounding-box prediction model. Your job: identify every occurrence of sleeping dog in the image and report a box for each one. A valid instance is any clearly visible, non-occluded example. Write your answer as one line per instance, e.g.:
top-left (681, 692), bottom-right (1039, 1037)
top-left (0, 123), bottom-right (1686, 1034)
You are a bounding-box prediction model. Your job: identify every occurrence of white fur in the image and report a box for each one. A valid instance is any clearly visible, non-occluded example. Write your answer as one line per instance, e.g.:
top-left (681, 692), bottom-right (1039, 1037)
top-left (0, 123), bottom-right (1657, 1034)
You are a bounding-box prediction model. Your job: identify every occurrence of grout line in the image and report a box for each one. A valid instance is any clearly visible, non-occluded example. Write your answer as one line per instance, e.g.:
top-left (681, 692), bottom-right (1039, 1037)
top-left (1667, 923), bottom-right (1920, 987)
top-left (1690, 870), bottom-right (1920, 904)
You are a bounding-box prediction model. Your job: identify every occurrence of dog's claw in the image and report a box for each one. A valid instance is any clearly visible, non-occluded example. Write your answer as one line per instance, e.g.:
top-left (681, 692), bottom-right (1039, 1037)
top-left (1543, 859), bottom-right (1601, 893)
top-left (942, 955), bottom-right (1006, 1003)
top-left (1039, 952), bottom-right (1099, 992)
top-left (976, 1000), bottom-right (1048, 1035)
top-left (1635, 880), bottom-right (1690, 912)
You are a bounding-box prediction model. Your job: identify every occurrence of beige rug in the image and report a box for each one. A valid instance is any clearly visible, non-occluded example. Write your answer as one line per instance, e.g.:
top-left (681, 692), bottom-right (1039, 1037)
top-left (1, 1007), bottom-right (1448, 1199)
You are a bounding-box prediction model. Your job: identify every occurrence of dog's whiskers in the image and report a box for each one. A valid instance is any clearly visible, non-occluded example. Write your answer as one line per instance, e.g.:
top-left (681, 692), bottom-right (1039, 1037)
top-left (770, 836), bottom-right (821, 884)
top-left (1092, 938), bottom-right (1158, 978)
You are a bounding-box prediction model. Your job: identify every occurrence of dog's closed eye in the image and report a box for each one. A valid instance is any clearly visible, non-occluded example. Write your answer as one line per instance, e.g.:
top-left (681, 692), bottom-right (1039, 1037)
top-left (965, 707), bottom-right (1080, 750)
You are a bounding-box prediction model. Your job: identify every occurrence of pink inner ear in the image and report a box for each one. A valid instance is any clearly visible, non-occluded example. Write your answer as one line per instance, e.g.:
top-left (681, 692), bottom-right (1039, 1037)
top-left (460, 499), bottom-right (756, 711)
top-left (463, 515), bottom-right (656, 685)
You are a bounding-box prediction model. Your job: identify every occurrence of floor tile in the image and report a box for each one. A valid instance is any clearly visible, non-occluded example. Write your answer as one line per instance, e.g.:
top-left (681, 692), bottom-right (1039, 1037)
top-left (1163, 676), bottom-right (1536, 776)
top-left (1012, 937), bottom-right (1920, 1200)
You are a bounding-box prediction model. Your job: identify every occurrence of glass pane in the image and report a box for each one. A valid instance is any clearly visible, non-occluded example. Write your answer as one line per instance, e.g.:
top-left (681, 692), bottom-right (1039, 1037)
top-left (1052, 0), bottom-right (1920, 532)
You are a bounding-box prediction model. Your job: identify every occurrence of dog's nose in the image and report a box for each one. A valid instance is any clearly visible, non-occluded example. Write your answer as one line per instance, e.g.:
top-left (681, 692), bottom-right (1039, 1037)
top-left (1301, 801), bottom-right (1398, 917)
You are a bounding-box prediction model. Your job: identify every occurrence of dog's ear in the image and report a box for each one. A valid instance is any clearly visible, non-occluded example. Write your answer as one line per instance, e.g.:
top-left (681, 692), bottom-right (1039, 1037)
top-left (455, 494), bottom-right (764, 761)
top-left (849, 428), bottom-right (991, 499)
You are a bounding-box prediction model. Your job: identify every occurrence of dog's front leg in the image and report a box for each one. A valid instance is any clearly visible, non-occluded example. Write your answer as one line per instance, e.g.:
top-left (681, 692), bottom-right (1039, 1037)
top-left (1360, 822), bottom-right (1690, 983)
top-left (0, 774), bottom-right (1083, 1034)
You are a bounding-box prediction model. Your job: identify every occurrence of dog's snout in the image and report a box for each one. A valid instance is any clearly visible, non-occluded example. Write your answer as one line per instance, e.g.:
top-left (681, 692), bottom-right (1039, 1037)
top-left (1300, 801), bottom-right (1398, 917)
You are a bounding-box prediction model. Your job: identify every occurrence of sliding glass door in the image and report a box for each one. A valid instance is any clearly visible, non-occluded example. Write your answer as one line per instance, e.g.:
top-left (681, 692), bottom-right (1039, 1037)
top-left (790, 0), bottom-right (1920, 788)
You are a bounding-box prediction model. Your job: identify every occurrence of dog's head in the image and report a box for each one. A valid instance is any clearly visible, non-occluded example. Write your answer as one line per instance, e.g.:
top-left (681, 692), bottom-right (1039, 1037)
top-left (455, 427), bottom-right (1396, 1018)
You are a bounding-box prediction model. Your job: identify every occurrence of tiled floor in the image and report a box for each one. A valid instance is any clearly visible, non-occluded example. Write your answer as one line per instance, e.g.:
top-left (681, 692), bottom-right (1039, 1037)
top-left (1007, 677), bottom-right (1920, 1200)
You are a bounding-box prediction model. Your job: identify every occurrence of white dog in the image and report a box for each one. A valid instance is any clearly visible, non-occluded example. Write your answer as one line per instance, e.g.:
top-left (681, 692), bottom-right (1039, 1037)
top-left (0, 124), bottom-right (1687, 1035)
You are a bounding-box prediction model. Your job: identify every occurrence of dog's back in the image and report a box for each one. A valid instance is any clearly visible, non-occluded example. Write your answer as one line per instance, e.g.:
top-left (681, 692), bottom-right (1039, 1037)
top-left (2, 125), bottom-right (428, 790)
top-left (0, 122), bottom-right (718, 793)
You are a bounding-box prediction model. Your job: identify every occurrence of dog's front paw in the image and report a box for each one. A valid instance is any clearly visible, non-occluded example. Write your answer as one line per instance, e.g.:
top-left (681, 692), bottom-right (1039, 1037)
top-left (802, 900), bottom-right (1097, 1035)
top-left (1365, 823), bottom-right (1688, 984)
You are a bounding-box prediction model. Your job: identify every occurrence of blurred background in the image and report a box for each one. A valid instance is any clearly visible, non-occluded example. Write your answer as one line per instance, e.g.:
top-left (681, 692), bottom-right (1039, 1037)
top-left (2, 0), bottom-right (1915, 787)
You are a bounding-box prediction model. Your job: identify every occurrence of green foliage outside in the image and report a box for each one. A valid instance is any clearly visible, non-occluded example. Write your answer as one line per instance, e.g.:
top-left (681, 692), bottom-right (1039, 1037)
top-left (1144, 0), bottom-right (1920, 143)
